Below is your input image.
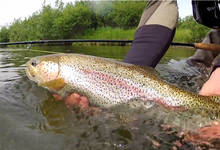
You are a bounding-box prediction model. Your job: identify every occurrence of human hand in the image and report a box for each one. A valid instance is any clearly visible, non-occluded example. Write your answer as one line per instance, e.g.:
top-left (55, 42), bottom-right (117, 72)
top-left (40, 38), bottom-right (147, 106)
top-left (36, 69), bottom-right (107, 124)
top-left (53, 93), bottom-right (90, 109)
top-left (53, 93), bottom-right (101, 113)
top-left (199, 68), bottom-right (220, 96)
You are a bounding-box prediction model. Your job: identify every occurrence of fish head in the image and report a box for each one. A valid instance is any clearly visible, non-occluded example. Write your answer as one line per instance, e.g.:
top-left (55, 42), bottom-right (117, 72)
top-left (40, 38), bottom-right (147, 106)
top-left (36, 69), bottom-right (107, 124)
top-left (26, 54), bottom-right (60, 84)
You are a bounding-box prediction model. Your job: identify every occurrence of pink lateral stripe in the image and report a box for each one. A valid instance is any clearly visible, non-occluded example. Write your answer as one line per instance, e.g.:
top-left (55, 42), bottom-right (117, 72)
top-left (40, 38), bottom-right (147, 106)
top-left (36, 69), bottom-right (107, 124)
top-left (81, 69), bottom-right (186, 111)
top-left (81, 69), bottom-right (144, 96)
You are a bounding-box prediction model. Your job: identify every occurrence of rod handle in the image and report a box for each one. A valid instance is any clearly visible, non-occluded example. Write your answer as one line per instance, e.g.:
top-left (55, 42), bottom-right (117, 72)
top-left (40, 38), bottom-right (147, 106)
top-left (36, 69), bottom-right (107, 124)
top-left (194, 43), bottom-right (220, 52)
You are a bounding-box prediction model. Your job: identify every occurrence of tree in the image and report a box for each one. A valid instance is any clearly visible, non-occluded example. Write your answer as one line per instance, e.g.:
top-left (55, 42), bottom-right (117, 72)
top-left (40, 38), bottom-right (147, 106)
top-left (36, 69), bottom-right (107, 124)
top-left (178, 16), bottom-right (209, 42)
top-left (112, 1), bottom-right (146, 28)
top-left (53, 2), bottom-right (95, 38)
top-left (38, 5), bottom-right (62, 39)
top-left (0, 27), bottom-right (9, 42)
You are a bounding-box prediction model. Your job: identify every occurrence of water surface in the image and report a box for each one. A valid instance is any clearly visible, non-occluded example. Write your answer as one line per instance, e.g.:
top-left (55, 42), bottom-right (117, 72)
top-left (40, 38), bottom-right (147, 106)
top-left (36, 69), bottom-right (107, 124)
top-left (0, 45), bottom-right (212, 149)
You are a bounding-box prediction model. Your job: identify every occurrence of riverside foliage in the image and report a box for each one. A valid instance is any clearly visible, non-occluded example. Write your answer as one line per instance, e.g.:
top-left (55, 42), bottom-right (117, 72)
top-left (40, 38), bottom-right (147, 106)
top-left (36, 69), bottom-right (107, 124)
top-left (0, 1), bottom-right (210, 43)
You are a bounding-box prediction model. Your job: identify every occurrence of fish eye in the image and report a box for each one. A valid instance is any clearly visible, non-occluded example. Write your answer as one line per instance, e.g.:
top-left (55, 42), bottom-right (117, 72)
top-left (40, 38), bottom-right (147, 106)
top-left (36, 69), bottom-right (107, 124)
top-left (31, 60), bottom-right (38, 67)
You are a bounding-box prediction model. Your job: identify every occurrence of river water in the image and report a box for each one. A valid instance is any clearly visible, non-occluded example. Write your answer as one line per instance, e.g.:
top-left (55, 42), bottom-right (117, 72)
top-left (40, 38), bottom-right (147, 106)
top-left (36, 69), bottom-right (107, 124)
top-left (0, 45), bottom-right (213, 149)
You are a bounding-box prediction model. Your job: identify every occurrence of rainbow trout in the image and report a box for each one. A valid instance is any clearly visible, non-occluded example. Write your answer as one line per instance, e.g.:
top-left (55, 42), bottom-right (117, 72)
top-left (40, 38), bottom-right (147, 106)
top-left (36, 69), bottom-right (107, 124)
top-left (26, 53), bottom-right (220, 112)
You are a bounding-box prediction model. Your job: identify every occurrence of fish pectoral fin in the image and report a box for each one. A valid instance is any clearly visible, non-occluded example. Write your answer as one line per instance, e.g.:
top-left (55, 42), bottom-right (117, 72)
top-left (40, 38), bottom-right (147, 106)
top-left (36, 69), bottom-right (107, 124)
top-left (127, 97), bottom-right (155, 110)
top-left (39, 78), bottom-right (66, 91)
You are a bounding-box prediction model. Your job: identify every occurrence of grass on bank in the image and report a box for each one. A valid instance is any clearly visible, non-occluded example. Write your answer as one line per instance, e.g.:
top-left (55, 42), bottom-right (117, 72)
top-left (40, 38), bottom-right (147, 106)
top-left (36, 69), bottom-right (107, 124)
top-left (77, 27), bottom-right (136, 40)
top-left (77, 27), bottom-right (202, 44)
top-left (174, 29), bottom-right (193, 43)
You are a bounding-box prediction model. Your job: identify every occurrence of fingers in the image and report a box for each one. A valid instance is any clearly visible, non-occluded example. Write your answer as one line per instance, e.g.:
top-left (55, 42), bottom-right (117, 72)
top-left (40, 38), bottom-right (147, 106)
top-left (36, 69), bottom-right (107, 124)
top-left (65, 93), bottom-right (90, 109)
top-left (53, 93), bottom-right (96, 112)
top-left (53, 93), bottom-right (101, 115)
top-left (65, 93), bottom-right (80, 107)
top-left (53, 94), bottom-right (63, 101)
top-left (199, 68), bottom-right (220, 96)
top-left (79, 96), bottom-right (90, 109)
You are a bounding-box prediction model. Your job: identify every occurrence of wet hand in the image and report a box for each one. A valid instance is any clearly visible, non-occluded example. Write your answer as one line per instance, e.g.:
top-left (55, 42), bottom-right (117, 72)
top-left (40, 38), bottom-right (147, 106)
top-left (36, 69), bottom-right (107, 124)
top-left (53, 93), bottom-right (90, 109)
top-left (53, 93), bottom-right (101, 113)
top-left (199, 68), bottom-right (220, 96)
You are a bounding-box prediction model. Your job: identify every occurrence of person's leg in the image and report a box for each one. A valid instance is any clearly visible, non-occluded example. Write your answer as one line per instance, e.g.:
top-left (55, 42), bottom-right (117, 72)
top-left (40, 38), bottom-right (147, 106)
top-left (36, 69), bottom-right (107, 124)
top-left (124, 0), bottom-right (178, 67)
top-left (187, 29), bottom-right (220, 67)
top-left (188, 29), bottom-right (220, 96)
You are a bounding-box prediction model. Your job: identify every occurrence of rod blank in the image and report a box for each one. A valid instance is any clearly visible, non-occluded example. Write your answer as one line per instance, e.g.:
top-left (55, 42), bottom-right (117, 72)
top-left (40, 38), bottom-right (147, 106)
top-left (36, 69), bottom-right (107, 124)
top-left (1, 39), bottom-right (220, 52)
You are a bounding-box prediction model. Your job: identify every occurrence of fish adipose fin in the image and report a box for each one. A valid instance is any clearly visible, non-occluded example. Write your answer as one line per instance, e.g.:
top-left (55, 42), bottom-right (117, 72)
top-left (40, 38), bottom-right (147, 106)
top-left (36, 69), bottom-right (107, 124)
top-left (39, 78), bottom-right (66, 91)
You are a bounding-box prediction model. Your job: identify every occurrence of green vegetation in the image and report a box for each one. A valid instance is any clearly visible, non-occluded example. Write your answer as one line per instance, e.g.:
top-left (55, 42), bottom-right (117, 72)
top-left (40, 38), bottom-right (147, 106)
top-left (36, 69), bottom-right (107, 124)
top-left (174, 29), bottom-right (192, 43)
top-left (78, 27), bottom-right (136, 40)
top-left (0, 27), bottom-right (9, 42)
top-left (0, 1), bottom-right (145, 42)
top-left (175, 16), bottom-right (210, 42)
top-left (0, 1), bottom-right (211, 44)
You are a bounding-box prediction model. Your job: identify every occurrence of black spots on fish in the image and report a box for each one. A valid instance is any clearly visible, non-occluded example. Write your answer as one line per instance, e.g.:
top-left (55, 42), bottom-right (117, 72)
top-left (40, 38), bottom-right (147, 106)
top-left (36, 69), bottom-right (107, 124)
top-left (69, 78), bottom-right (76, 84)
top-left (128, 99), bottom-right (139, 108)
top-left (42, 70), bottom-right (47, 76)
top-left (48, 63), bottom-right (53, 71)
top-left (187, 100), bottom-right (197, 108)
top-left (65, 63), bottom-right (72, 68)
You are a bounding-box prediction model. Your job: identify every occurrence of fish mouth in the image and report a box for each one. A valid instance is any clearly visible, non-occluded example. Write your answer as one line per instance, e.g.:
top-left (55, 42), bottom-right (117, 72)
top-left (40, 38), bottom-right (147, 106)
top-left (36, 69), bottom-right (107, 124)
top-left (26, 66), bottom-right (33, 78)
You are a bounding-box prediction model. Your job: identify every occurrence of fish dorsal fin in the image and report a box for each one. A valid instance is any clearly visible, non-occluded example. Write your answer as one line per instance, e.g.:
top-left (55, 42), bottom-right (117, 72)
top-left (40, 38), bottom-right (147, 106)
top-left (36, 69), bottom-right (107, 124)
top-left (39, 78), bottom-right (66, 91)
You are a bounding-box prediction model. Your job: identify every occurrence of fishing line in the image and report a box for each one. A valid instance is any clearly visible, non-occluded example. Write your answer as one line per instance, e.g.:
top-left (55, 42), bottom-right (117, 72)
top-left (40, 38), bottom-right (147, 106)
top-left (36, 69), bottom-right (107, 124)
top-left (0, 49), bottom-right (60, 54)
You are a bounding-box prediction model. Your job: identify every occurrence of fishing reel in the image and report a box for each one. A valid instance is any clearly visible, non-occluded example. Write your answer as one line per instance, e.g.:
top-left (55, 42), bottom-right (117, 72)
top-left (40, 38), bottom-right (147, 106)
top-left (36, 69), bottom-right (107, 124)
top-left (192, 0), bottom-right (220, 29)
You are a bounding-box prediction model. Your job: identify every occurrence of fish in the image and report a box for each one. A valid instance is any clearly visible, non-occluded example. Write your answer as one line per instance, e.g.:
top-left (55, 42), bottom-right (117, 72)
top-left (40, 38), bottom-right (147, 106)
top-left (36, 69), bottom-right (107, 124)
top-left (25, 53), bottom-right (220, 114)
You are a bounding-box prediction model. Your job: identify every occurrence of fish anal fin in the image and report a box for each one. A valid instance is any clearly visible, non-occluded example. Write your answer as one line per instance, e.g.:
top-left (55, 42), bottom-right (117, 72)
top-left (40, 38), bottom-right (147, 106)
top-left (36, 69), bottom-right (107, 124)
top-left (39, 78), bottom-right (66, 91)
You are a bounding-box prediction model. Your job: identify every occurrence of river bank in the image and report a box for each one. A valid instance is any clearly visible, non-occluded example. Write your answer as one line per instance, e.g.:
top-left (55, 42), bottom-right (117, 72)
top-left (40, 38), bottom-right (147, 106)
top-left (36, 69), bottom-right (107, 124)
top-left (74, 26), bottom-right (208, 46)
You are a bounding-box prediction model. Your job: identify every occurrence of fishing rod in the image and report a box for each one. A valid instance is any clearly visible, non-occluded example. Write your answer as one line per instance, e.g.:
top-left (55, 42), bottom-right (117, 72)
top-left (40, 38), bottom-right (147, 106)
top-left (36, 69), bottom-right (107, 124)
top-left (172, 42), bottom-right (220, 52)
top-left (1, 39), bottom-right (220, 52)
top-left (0, 39), bottom-right (133, 45)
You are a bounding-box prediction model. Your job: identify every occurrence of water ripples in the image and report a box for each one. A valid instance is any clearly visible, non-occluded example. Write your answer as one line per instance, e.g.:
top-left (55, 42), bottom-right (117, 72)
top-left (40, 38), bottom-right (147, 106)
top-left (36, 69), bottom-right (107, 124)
top-left (0, 47), bottom-right (215, 150)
